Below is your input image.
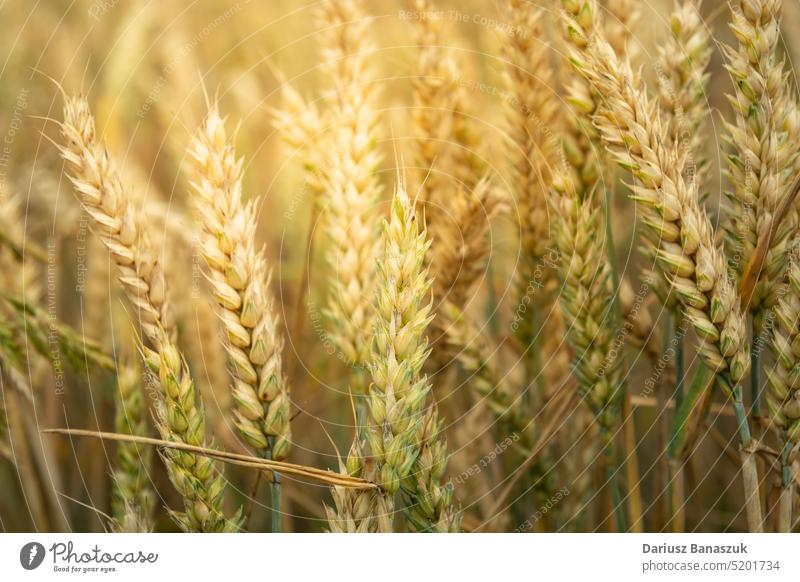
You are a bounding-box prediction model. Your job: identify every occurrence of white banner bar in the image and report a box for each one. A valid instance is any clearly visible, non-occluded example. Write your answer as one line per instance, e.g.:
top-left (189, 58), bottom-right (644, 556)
top-left (0, 534), bottom-right (797, 581)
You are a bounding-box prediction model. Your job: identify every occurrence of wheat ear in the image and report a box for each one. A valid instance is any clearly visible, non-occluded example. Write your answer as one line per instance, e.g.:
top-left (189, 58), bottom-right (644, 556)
top-left (580, 34), bottom-right (760, 530)
top-left (317, 0), bottom-right (383, 384)
top-left (723, 0), bottom-right (796, 316)
top-left (60, 95), bottom-right (174, 349)
top-left (766, 254), bottom-right (800, 531)
top-left (556, 0), bottom-right (603, 196)
top-left (503, 0), bottom-right (561, 356)
top-left (367, 181), bottom-right (459, 531)
top-left (657, 0), bottom-right (712, 186)
top-left (579, 39), bottom-right (750, 384)
top-left (111, 362), bottom-right (155, 532)
top-left (553, 189), bottom-right (625, 433)
top-left (143, 329), bottom-right (239, 532)
top-left (187, 106), bottom-right (290, 461)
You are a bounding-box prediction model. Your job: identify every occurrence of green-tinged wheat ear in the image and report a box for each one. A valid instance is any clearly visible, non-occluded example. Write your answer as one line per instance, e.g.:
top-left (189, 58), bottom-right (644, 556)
top-left (367, 181), bottom-right (460, 531)
top-left (143, 329), bottom-right (240, 532)
top-left (552, 188), bottom-right (625, 431)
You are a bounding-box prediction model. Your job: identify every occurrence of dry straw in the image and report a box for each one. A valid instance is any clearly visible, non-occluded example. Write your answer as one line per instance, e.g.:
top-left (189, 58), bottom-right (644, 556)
top-left (187, 106), bottom-right (290, 461)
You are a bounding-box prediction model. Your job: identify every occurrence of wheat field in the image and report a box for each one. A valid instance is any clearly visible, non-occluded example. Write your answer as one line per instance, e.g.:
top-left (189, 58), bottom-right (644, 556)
top-left (1, 0), bottom-right (800, 534)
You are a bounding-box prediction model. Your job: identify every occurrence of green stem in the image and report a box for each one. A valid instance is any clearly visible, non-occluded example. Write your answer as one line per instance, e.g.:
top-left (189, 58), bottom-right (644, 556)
top-left (265, 437), bottom-right (282, 533)
top-left (750, 331), bottom-right (761, 416)
top-left (604, 187), bottom-right (620, 320)
top-left (724, 376), bottom-right (763, 532)
top-left (603, 428), bottom-right (627, 532)
top-left (674, 318), bottom-right (684, 413)
top-left (271, 471), bottom-right (282, 534)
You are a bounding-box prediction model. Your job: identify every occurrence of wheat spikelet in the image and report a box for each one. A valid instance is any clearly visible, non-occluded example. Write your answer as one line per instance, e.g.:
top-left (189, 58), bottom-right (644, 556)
top-left (579, 38), bottom-right (750, 384)
top-left (187, 106), bottom-right (291, 461)
top-left (143, 329), bottom-right (239, 532)
top-left (111, 363), bottom-right (154, 532)
top-left (325, 438), bottom-right (392, 532)
top-left (722, 0), bottom-right (796, 317)
top-left (60, 95), bottom-right (174, 350)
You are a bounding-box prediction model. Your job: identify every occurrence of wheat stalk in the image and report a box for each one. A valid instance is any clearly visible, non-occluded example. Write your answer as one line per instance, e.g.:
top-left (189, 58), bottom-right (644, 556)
top-left (60, 95), bottom-right (174, 350)
top-left (187, 106), bottom-right (291, 461)
top-left (111, 362), bottom-right (154, 532)
top-left (723, 0), bottom-right (795, 318)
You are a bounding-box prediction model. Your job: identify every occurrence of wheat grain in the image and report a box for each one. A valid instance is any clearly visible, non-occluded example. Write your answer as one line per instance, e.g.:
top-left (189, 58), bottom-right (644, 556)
top-left (187, 106), bottom-right (291, 461)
